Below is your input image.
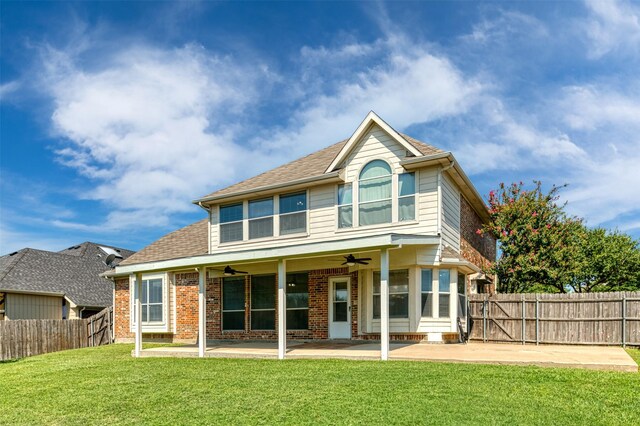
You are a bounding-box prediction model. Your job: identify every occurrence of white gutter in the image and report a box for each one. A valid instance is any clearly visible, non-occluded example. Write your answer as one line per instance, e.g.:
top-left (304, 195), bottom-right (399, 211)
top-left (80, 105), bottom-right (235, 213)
top-left (193, 171), bottom-right (343, 205)
top-left (0, 288), bottom-right (65, 297)
top-left (111, 233), bottom-right (441, 276)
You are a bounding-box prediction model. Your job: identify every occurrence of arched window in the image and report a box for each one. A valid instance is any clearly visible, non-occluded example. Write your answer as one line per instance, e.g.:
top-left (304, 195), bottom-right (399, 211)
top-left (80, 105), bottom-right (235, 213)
top-left (359, 160), bottom-right (392, 225)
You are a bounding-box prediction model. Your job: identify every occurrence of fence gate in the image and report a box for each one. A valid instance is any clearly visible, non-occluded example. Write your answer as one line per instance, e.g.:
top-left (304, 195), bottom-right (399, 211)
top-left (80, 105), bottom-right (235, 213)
top-left (86, 306), bottom-right (113, 347)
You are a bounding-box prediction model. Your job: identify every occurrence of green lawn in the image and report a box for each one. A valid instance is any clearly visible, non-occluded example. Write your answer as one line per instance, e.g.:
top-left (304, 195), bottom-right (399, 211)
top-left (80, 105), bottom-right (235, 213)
top-left (627, 348), bottom-right (640, 365)
top-left (1, 345), bottom-right (639, 425)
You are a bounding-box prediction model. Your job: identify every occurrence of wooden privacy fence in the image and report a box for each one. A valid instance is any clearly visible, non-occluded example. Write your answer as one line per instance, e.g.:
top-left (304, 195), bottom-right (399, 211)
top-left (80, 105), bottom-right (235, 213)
top-left (0, 306), bottom-right (113, 361)
top-left (468, 292), bottom-right (640, 347)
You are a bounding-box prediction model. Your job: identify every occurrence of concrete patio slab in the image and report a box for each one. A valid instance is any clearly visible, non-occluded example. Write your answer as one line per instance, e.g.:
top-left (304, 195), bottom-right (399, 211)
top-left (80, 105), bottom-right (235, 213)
top-left (137, 341), bottom-right (638, 372)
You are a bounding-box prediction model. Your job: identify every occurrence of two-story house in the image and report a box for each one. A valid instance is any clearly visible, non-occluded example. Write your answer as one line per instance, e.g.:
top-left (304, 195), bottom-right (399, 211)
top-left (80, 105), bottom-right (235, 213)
top-left (108, 112), bottom-right (496, 359)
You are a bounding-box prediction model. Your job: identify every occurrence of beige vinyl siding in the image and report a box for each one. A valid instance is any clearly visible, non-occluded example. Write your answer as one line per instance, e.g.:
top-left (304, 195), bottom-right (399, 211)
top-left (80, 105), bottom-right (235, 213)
top-left (210, 208), bottom-right (219, 254)
top-left (342, 125), bottom-right (408, 180)
top-left (308, 184), bottom-right (335, 236)
top-left (441, 173), bottom-right (460, 252)
top-left (417, 168), bottom-right (438, 234)
top-left (5, 293), bottom-right (63, 320)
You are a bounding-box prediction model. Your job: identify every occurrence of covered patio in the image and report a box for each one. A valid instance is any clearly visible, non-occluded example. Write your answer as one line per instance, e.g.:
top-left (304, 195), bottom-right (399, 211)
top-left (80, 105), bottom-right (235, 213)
top-left (136, 341), bottom-right (638, 372)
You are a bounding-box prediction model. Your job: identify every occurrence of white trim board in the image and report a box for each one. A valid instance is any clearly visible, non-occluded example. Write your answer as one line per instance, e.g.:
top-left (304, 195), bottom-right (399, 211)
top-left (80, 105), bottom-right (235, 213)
top-left (113, 233), bottom-right (441, 275)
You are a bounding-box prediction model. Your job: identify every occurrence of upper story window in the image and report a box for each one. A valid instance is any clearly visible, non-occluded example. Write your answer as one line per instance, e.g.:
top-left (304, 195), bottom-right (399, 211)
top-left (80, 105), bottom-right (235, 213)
top-left (359, 160), bottom-right (392, 226)
top-left (337, 184), bottom-right (353, 228)
top-left (249, 198), bottom-right (274, 239)
top-left (279, 192), bottom-right (306, 235)
top-left (218, 192), bottom-right (308, 245)
top-left (398, 172), bottom-right (416, 221)
top-left (220, 203), bottom-right (243, 243)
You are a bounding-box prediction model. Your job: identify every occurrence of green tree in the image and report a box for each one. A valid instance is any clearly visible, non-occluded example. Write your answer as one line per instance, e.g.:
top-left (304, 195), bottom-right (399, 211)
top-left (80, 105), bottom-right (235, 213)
top-left (479, 181), bottom-right (583, 293)
top-left (570, 228), bottom-right (640, 292)
top-left (480, 181), bottom-right (640, 293)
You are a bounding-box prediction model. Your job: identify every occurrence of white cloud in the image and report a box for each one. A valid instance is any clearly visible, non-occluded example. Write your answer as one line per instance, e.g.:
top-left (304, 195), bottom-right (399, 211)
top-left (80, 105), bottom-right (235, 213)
top-left (0, 81), bottom-right (20, 100)
top-left (560, 85), bottom-right (640, 132)
top-left (584, 0), bottom-right (640, 58)
top-left (41, 43), bottom-right (270, 230)
top-left (554, 84), bottom-right (640, 228)
top-left (256, 37), bottom-right (483, 158)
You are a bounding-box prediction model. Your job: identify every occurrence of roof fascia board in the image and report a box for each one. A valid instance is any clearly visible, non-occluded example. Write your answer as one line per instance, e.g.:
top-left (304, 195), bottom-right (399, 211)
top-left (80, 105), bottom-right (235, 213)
top-left (193, 172), bottom-right (342, 205)
top-left (325, 111), bottom-right (423, 173)
top-left (0, 288), bottom-right (65, 297)
top-left (438, 259), bottom-right (482, 273)
top-left (113, 233), bottom-right (440, 275)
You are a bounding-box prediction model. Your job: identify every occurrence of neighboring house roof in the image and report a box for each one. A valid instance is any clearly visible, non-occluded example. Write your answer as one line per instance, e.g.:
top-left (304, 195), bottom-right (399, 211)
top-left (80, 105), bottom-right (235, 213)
top-left (0, 242), bottom-right (135, 307)
top-left (196, 133), bottom-right (443, 202)
top-left (118, 219), bottom-right (208, 266)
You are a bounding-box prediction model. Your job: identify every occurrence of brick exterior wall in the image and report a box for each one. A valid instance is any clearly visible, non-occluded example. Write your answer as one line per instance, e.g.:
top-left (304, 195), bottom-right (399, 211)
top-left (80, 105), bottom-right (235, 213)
top-left (114, 277), bottom-right (133, 340)
top-left (459, 196), bottom-right (496, 269)
top-left (174, 272), bottom-right (199, 340)
top-left (460, 196), bottom-right (497, 293)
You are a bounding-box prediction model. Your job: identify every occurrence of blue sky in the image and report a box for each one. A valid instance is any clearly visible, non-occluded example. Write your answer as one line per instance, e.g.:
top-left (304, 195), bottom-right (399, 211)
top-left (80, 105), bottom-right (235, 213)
top-left (2, 0), bottom-right (640, 254)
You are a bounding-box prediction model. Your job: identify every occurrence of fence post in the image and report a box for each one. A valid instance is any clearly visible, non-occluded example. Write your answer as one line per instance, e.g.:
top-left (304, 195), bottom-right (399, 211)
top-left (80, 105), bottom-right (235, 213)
top-left (622, 295), bottom-right (627, 348)
top-left (483, 297), bottom-right (487, 343)
top-left (522, 295), bottom-right (526, 345)
top-left (91, 318), bottom-right (95, 347)
top-left (535, 295), bottom-right (539, 346)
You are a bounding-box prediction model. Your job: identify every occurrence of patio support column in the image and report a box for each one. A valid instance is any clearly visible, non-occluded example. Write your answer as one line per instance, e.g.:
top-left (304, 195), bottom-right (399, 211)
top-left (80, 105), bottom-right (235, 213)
top-left (134, 272), bottom-right (142, 358)
top-left (278, 259), bottom-right (287, 360)
top-left (198, 267), bottom-right (207, 358)
top-left (380, 248), bottom-right (390, 361)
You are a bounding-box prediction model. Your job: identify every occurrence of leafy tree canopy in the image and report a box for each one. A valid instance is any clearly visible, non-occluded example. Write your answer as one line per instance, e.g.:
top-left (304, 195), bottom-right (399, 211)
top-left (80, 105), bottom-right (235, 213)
top-left (479, 181), bottom-right (640, 293)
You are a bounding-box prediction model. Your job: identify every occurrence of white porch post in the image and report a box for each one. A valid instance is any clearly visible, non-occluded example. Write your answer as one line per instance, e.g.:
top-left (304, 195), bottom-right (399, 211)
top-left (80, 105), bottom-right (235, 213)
top-left (278, 259), bottom-right (287, 360)
top-left (134, 272), bottom-right (142, 358)
top-left (380, 248), bottom-right (390, 361)
top-left (198, 267), bottom-right (207, 358)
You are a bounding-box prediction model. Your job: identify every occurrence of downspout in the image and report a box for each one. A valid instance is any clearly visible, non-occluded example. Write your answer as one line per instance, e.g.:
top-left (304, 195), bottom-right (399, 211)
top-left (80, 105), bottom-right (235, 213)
top-left (197, 202), bottom-right (212, 254)
top-left (437, 160), bottom-right (455, 236)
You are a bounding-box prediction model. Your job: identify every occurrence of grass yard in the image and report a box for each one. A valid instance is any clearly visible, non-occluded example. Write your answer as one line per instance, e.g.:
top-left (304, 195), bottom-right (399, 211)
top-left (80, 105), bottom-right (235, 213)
top-left (1, 345), bottom-right (639, 425)
top-left (626, 348), bottom-right (640, 365)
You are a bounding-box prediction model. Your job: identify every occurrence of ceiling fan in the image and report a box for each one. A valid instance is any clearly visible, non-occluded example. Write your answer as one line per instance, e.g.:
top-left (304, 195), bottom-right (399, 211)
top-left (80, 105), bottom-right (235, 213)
top-left (338, 254), bottom-right (371, 266)
top-left (211, 265), bottom-right (248, 276)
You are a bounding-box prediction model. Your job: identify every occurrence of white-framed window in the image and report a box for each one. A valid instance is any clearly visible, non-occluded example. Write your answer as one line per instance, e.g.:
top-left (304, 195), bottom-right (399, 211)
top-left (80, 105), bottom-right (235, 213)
top-left (218, 192), bottom-right (308, 244)
top-left (130, 273), bottom-right (169, 332)
top-left (249, 198), bottom-right (274, 239)
top-left (438, 269), bottom-right (451, 318)
top-left (220, 203), bottom-right (243, 243)
top-left (279, 192), bottom-right (307, 235)
top-left (222, 276), bottom-right (245, 331)
top-left (359, 160), bottom-right (392, 226)
top-left (421, 269), bottom-right (433, 317)
top-left (337, 183), bottom-right (353, 228)
top-left (372, 269), bottom-right (409, 319)
top-left (398, 172), bottom-right (416, 221)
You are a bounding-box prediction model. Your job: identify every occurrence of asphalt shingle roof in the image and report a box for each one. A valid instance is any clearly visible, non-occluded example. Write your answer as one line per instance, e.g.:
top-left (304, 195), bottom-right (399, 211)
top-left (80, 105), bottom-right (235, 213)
top-left (118, 219), bottom-right (208, 266)
top-left (198, 133), bottom-right (443, 200)
top-left (0, 242), bottom-right (135, 307)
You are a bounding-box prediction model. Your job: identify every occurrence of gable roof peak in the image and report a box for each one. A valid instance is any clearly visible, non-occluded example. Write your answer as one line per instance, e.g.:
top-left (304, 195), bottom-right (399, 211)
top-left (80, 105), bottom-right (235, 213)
top-left (324, 111), bottom-right (423, 173)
